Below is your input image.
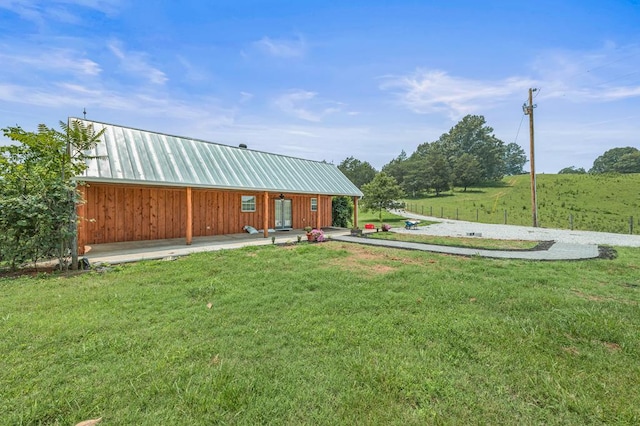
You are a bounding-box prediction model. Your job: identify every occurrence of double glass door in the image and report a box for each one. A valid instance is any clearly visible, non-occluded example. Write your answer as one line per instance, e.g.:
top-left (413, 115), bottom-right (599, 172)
top-left (274, 199), bottom-right (292, 230)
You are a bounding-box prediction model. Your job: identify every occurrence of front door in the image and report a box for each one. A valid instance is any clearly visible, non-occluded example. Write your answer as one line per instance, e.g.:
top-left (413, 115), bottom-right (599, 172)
top-left (274, 199), bottom-right (292, 230)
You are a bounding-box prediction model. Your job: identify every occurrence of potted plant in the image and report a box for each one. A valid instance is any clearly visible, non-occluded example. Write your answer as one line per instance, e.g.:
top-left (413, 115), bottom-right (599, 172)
top-left (381, 223), bottom-right (392, 232)
top-left (304, 226), bottom-right (313, 241)
top-left (310, 228), bottom-right (325, 242)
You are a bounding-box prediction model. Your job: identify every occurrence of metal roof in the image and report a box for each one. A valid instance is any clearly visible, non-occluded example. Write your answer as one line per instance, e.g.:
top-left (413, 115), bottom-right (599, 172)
top-left (76, 118), bottom-right (363, 197)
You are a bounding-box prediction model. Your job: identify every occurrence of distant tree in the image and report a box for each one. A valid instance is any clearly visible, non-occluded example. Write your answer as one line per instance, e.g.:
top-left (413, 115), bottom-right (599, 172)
top-left (423, 148), bottom-right (451, 196)
top-left (558, 166), bottom-right (586, 174)
top-left (332, 196), bottom-right (353, 228)
top-left (590, 147), bottom-right (640, 174)
top-left (402, 157), bottom-right (429, 197)
top-left (452, 153), bottom-right (482, 191)
top-left (503, 142), bottom-right (527, 175)
top-left (613, 150), bottom-right (640, 173)
top-left (381, 150), bottom-right (409, 189)
top-left (338, 156), bottom-right (377, 189)
top-left (437, 115), bottom-right (506, 182)
top-left (361, 172), bottom-right (405, 223)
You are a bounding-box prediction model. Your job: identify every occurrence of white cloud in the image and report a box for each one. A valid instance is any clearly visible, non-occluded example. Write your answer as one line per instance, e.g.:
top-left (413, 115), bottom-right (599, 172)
top-left (176, 55), bottom-right (210, 82)
top-left (253, 35), bottom-right (307, 58)
top-left (380, 69), bottom-right (533, 119)
top-left (108, 40), bottom-right (168, 85)
top-left (273, 90), bottom-right (342, 122)
top-left (532, 44), bottom-right (640, 102)
top-left (0, 49), bottom-right (101, 76)
top-left (0, 0), bottom-right (122, 24)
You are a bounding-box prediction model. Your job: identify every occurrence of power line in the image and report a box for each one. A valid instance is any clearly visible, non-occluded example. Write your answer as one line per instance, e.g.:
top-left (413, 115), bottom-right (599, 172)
top-left (513, 112), bottom-right (526, 145)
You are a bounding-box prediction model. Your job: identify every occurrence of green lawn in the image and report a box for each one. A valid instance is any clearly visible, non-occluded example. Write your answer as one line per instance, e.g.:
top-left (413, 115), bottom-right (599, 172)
top-left (403, 173), bottom-right (640, 234)
top-left (368, 231), bottom-right (540, 250)
top-left (2, 243), bottom-right (639, 425)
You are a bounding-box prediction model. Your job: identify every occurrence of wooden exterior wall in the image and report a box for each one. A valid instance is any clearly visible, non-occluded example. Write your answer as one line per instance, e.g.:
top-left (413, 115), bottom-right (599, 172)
top-left (78, 183), bottom-right (334, 249)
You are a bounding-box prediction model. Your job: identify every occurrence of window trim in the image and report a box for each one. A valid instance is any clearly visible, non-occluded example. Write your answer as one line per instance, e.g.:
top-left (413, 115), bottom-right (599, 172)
top-left (310, 197), bottom-right (318, 212)
top-left (241, 195), bottom-right (256, 212)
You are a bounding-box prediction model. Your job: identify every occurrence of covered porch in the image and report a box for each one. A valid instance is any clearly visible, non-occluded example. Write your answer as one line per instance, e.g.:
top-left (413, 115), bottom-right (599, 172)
top-left (83, 227), bottom-right (355, 265)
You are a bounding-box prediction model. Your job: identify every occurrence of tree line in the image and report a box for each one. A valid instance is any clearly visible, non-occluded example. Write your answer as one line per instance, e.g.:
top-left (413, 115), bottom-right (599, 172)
top-left (559, 146), bottom-right (640, 174)
top-left (339, 114), bottom-right (527, 197)
top-left (340, 114), bottom-right (640, 197)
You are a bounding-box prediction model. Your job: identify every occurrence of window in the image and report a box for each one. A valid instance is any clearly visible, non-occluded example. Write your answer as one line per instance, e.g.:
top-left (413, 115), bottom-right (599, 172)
top-left (241, 195), bottom-right (256, 212)
top-left (311, 198), bottom-right (318, 211)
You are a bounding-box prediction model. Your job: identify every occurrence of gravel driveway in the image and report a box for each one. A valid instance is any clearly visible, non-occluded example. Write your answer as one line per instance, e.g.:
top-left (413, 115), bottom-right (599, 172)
top-left (393, 210), bottom-right (640, 247)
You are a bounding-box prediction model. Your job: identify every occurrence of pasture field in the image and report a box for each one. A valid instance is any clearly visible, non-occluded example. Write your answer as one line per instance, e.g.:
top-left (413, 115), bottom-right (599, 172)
top-left (403, 173), bottom-right (640, 234)
top-left (2, 242), bottom-right (639, 425)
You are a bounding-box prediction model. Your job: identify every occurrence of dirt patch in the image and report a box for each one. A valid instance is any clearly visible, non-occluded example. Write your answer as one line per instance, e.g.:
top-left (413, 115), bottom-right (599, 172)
top-left (601, 341), bottom-right (622, 352)
top-left (562, 346), bottom-right (580, 356)
top-left (571, 289), bottom-right (607, 302)
top-left (328, 243), bottom-right (398, 276)
top-left (370, 264), bottom-right (395, 274)
top-left (571, 288), bottom-right (638, 305)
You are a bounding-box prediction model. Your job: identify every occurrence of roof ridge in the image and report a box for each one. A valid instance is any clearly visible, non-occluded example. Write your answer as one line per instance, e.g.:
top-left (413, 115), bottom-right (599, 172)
top-left (69, 117), bottom-right (337, 167)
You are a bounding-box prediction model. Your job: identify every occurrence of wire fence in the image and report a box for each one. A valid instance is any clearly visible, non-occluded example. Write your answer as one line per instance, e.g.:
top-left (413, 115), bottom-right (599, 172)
top-left (404, 203), bottom-right (638, 235)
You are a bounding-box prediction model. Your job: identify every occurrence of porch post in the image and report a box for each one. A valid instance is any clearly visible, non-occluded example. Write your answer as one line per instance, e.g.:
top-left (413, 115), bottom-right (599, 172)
top-left (353, 196), bottom-right (359, 229)
top-left (316, 194), bottom-right (321, 230)
top-left (186, 186), bottom-right (193, 245)
top-left (76, 185), bottom-right (86, 255)
top-left (263, 191), bottom-right (269, 238)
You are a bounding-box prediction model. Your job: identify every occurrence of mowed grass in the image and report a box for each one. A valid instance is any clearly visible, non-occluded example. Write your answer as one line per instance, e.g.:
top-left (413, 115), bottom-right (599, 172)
top-left (2, 243), bottom-right (640, 425)
top-left (357, 209), bottom-right (538, 250)
top-left (404, 173), bottom-right (640, 234)
top-left (368, 231), bottom-right (540, 250)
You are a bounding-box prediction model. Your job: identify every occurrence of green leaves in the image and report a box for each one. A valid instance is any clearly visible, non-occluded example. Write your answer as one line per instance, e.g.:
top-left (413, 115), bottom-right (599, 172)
top-left (382, 115), bottom-right (512, 197)
top-left (590, 147), bottom-right (640, 174)
top-left (361, 172), bottom-right (405, 222)
top-left (338, 156), bottom-right (377, 189)
top-left (1, 120), bottom-right (103, 270)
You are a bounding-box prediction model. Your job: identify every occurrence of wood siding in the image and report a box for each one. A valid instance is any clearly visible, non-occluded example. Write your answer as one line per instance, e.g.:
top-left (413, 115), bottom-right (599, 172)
top-left (78, 183), bottom-right (333, 249)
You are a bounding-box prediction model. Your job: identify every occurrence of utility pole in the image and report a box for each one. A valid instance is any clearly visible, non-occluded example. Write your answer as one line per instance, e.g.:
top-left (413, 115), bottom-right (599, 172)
top-left (523, 88), bottom-right (538, 227)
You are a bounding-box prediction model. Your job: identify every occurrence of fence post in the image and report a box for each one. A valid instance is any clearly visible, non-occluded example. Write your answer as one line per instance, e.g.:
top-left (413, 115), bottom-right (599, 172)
top-left (504, 209), bottom-right (507, 224)
top-left (456, 208), bottom-right (459, 220)
top-left (421, 206), bottom-right (424, 215)
top-left (476, 209), bottom-right (479, 222)
top-left (440, 206), bottom-right (444, 218)
top-left (430, 206), bottom-right (433, 216)
top-left (569, 214), bottom-right (573, 230)
top-left (630, 216), bottom-right (634, 235)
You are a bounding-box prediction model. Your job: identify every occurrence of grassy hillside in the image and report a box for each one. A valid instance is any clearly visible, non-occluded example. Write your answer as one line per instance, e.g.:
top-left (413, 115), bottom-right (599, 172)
top-left (403, 174), bottom-right (640, 234)
top-left (2, 244), bottom-right (640, 424)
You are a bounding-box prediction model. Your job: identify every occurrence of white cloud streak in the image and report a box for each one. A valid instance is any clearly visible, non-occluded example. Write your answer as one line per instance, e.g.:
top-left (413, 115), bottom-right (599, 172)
top-left (273, 90), bottom-right (342, 122)
top-left (108, 41), bottom-right (168, 85)
top-left (253, 35), bottom-right (307, 58)
top-left (380, 69), bottom-right (533, 119)
top-left (0, 0), bottom-right (122, 24)
top-left (0, 49), bottom-right (101, 76)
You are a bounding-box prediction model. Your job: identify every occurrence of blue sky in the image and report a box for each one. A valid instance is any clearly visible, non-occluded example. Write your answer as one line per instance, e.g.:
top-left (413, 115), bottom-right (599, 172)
top-left (1, 0), bottom-right (639, 173)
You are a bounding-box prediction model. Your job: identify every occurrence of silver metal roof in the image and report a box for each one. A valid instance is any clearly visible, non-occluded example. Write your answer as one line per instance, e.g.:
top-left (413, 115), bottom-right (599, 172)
top-left (76, 119), bottom-right (363, 197)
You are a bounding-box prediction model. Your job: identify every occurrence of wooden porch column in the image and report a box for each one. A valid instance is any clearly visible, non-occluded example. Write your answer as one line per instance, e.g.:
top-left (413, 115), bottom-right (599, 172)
top-left (76, 185), bottom-right (87, 255)
top-left (186, 186), bottom-right (193, 245)
top-left (263, 191), bottom-right (269, 238)
top-left (353, 196), bottom-right (359, 229)
top-left (316, 194), bottom-right (321, 230)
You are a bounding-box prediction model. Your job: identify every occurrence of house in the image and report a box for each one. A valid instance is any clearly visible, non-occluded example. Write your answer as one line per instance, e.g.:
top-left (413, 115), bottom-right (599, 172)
top-left (74, 119), bottom-right (363, 253)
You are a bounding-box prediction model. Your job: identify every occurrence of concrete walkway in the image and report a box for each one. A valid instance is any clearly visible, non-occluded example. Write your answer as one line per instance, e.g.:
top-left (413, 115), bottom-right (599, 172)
top-left (84, 220), bottom-right (608, 265)
top-left (84, 228), bottom-right (351, 265)
top-left (332, 235), bottom-right (600, 260)
top-left (394, 210), bottom-right (640, 247)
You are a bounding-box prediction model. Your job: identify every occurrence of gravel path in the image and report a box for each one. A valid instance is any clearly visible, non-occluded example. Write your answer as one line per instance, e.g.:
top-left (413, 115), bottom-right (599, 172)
top-left (392, 210), bottom-right (640, 247)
